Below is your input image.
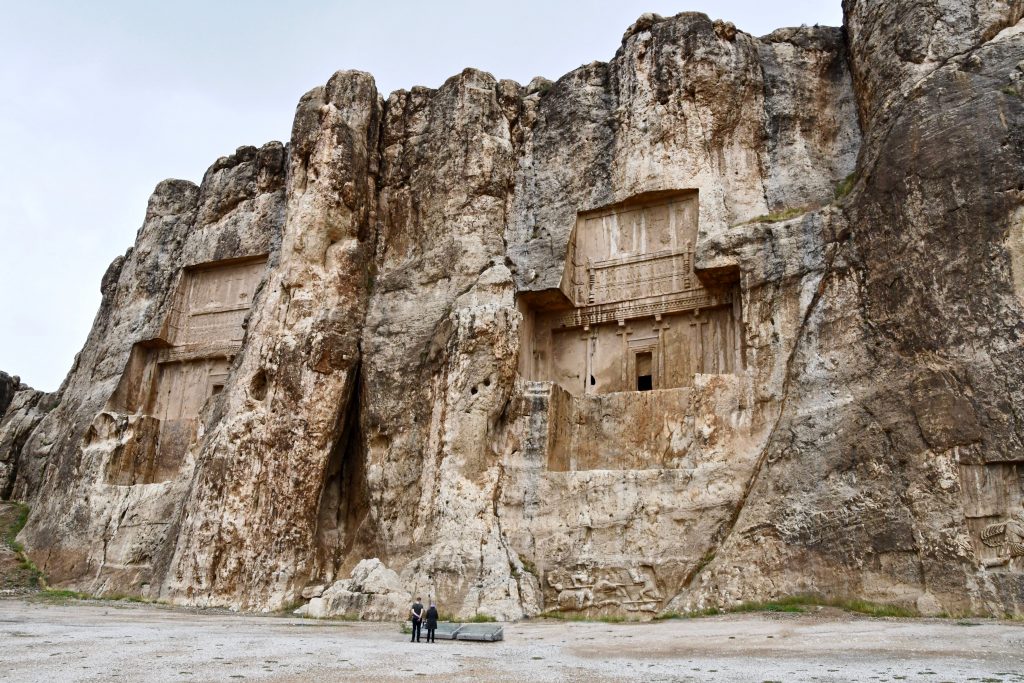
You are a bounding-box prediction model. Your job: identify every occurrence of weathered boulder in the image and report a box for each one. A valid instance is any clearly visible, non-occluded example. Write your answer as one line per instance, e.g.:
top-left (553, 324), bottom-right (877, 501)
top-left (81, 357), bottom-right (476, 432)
top-left (300, 583), bottom-right (326, 599)
top-left (295, 558), bottom-right (412, 620)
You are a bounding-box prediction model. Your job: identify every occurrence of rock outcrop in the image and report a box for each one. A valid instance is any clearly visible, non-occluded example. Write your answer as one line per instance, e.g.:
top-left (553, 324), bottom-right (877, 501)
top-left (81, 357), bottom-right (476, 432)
top-left (0, 388), bottom-right (55, 501)
top-left (4, 2), bottom-right (1023, 620)
top-left (295, 558), bottom-right (412, 620)
top-left (0, 373), bottom-right (55, 501)
top-left (0, 371), bottom-right (19, 418)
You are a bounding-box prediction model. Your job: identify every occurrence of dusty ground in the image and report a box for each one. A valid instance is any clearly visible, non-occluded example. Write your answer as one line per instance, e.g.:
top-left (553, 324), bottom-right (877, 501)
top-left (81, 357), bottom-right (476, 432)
top-left (1, 599), bottom-right (1023, 682)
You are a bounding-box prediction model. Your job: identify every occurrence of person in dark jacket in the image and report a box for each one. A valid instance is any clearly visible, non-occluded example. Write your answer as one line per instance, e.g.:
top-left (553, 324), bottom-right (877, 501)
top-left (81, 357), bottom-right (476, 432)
top-left (424, 602), bottom-right (439, 643)
top-left (410, 597), bottom-right (424, 642)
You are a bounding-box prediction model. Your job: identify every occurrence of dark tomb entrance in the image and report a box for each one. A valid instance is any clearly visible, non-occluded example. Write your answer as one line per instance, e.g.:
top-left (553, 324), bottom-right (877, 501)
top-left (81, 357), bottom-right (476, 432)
top-left (636, 351), bottom-right (653, 391)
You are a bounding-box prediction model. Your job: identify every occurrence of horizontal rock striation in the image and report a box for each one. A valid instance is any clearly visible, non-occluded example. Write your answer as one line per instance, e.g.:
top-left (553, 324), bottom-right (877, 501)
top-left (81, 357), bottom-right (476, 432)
top-left (3, 2), bottom-right (1023, 619)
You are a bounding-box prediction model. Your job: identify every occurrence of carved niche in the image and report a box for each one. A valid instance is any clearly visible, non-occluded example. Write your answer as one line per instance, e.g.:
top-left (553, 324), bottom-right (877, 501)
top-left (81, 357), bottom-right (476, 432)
top-left (98, 256), bottom-right (268, 485)
top-left (519, 191), bottom-right (742, 396)
top-left (960, 462), bottom-right (1024, 571)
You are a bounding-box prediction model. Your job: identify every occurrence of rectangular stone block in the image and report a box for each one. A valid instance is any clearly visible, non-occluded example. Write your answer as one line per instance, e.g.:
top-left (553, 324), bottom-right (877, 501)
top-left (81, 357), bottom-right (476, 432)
top-left (431, 622), bottom-right (461, 640)
top-left (454, 623), bottom-right (504, 642)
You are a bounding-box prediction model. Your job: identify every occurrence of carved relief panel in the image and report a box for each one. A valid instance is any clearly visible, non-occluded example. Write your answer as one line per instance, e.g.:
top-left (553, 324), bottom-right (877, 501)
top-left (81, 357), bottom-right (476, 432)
top-left (102, 255), bottom-right (268, 485)
top-left (565, 192), bottom-right (700, 307)
top-left (149, 357), bottom-right (232, 472)
top-left (170, 258), bottom-right (266, 348)
top-left (960, 463), bottom-right (1024, 570)
top-left (521, 190), bottom-right (743, 397)
top-left (545, 565), bottom-right (663, 614)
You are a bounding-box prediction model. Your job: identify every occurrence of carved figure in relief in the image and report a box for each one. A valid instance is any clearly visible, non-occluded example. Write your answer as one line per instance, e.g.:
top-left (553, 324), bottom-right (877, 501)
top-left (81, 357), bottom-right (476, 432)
top-left (627, 566), bottom-right (661, 602)
top-left (981, 509), bottom-right (1024, 569)
top-left (547, 569), bottom-right (595, 610)
top-left (545, 565), bottom-right (662, 612)
top-left (593, 574), bottom-right (631, 604)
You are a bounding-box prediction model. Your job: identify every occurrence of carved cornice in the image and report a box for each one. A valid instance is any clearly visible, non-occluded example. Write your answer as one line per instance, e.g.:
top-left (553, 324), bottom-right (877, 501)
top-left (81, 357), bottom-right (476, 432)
top-left (550, 289), bottom-right (732, 329)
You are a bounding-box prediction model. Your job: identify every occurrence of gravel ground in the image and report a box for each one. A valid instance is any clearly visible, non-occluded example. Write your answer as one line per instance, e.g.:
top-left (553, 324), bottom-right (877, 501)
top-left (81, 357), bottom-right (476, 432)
top-left (1, 599), bottom-right (1023, 682)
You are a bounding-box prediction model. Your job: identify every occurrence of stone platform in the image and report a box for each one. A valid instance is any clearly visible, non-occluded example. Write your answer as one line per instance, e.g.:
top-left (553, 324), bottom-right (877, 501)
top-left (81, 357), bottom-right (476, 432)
top-left (419, 622), bottom-right (504, 641)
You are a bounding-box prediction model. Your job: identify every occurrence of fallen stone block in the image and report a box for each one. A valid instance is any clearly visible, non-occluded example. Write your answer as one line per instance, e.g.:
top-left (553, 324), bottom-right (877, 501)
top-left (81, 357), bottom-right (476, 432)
top-left (431, 622), bottom-right (462, 640)
top-left (453, 623), bottom-right (504, 642)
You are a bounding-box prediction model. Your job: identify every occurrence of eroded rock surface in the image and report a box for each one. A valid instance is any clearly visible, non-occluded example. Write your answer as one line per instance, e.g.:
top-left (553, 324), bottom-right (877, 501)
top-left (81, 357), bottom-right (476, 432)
top-left (295, 558), bottom-right (412, 620)
top-left (4, 3), bottom-right (1024, 619)
top-left (0, 371), bottom-right (19, 418)
top-left (0, 373), bottom-right (57, 501)
top-left (0, 387), bottom-right (56, 501)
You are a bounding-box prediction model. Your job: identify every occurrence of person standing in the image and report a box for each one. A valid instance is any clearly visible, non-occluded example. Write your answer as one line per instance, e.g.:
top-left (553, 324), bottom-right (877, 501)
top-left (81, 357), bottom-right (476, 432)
top-left (409, 597), bottom-right (424, 643)
top-left (424, 602), bottom-right (439, 643)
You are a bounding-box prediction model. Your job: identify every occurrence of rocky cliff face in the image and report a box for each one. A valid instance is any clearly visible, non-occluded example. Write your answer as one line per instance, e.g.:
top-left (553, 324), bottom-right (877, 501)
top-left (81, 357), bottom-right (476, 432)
top-left (0, 371), bottom-right (55, 500)
top-left (3, 2), bottom-right (1023, 619)
top-left (0, 371), bottom-right (19, 418)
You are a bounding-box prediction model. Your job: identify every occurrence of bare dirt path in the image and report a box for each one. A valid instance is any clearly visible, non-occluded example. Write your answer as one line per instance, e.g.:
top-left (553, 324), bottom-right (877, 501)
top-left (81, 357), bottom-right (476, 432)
top-left (1, 599), bottom-right (1023, 682)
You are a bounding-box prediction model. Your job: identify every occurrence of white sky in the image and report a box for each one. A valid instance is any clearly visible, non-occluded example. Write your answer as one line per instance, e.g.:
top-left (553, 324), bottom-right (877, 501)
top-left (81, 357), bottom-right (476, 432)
top-left (0, 1), bottom-right (843, 391)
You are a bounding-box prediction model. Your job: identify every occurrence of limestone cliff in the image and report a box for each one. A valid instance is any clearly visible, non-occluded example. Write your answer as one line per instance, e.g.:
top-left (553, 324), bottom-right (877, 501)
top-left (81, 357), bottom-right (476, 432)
top-left (0, 371), bottom-right (19, 418)
top-left (3, 3), bottom-right (1023, 619)
top-left (0, 373), bottom-right (53, 502)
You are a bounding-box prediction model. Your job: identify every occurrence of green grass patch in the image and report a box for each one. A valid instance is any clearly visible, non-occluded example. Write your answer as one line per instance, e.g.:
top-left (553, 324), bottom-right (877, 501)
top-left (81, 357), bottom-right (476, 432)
top-left (518, 557), bottom-right (538, 577)
top-left (40, 589), bottom-right (91, 601)
top-left (103, 593), bottom-right (157, 604)
top-left (542, 610), bottom-right (632, 623)
top-left (1001, 86), bottom-right (1021, 98)
top-left (693, 550), bottom-right (715, 575)
top-left (763, 595), bottom-right (917, 618)
top-left (3, 502), bottom-right (43, 588)
top-left (276, 599), bottom-right (308, 614)
top-left (3, 502), bottom-right (30, 552)
top-left (655, 607), bottom-right (722, 620)
top-left (653, 611), bottom-right (684, 620)
top-left (35, 588), bottom-right (161, 605)
top-left (834, 171), bottom-right (858, 200)
top-left (18, 557), bottom-right (38, 571)
top-left (465, 613), bottom-right (497, 623)
top-left (656, 594), bottom-right (919, 620)
top-left (729, 599), bottom-right (807, 614)
top-left (17, 559), bottom-right (43, 588)
top-left (836, 598), bottom-right (917, 618)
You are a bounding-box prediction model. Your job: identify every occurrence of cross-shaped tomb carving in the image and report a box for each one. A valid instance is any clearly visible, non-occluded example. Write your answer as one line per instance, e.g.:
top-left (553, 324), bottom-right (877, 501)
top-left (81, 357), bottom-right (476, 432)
top-left (518, 191), bottom-right (742, 396)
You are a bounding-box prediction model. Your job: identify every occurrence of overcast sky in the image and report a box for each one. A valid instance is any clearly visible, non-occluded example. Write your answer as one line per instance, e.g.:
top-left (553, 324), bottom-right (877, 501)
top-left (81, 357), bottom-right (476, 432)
top-left (0, 1), bottom-right (843, 391)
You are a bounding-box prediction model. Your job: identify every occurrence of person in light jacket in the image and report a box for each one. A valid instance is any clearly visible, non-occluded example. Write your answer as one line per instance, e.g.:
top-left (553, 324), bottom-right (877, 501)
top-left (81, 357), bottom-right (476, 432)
top-left (424, 602), bottom-right (439, 643)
